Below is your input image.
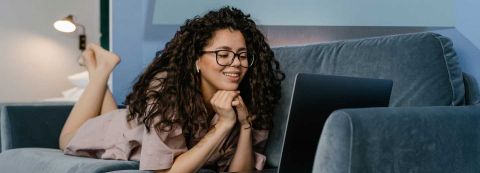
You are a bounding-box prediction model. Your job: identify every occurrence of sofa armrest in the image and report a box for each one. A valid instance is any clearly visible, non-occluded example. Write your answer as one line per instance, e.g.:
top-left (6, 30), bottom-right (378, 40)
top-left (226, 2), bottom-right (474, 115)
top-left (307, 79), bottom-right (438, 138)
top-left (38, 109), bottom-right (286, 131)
top-left (1, 105), bottom-right (74, 151)
top-left (313, 106), bottom-right (480, 173)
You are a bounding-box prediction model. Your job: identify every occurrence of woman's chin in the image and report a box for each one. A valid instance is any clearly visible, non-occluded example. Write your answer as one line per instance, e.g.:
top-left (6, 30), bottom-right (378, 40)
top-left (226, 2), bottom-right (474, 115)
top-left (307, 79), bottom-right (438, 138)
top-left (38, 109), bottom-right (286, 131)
top-left (218, 84), bottom-right (239, 91)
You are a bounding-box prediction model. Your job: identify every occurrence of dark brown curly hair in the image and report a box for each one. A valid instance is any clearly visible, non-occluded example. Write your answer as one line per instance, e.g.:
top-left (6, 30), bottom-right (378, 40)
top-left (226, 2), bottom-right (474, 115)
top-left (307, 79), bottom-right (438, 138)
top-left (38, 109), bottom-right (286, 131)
top-left (124, 6), bottom-right (285, 137)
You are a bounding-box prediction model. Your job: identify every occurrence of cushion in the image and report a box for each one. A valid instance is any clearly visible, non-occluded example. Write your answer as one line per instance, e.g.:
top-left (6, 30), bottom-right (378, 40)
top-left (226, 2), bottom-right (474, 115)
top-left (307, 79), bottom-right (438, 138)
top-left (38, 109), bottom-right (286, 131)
top-left (264, 32), bottom-right (465, 167)
top-left (67, 71), bottom-right (89, 88)
top-left (0, 148), bottom-right (220, 173)
top-left (0, 148), bottom-right (141, 173)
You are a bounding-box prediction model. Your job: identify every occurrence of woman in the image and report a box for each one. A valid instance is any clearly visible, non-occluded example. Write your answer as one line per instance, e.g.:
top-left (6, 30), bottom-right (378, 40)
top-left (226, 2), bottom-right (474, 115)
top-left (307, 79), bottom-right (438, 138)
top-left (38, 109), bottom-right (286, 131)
top-left (59, 6), bottom-right (284, 173)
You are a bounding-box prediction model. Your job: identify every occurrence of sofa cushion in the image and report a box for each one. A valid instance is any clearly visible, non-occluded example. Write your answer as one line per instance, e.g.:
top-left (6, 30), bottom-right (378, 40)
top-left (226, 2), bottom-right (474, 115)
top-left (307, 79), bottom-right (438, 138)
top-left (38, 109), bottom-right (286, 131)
top-left (0, 148), bottom-right (219, 173)
top-left (0, 148), bottom-right (141, 173)
top-left (264, 32), bottom-right (465, 167)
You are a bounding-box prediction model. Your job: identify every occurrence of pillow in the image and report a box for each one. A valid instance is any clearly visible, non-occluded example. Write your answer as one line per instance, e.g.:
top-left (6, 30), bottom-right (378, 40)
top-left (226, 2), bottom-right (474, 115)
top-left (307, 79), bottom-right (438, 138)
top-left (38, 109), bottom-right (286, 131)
top-left (62, 87), bottom-right (85, 99)
top-left (67, 71), bottom-right (89, 88)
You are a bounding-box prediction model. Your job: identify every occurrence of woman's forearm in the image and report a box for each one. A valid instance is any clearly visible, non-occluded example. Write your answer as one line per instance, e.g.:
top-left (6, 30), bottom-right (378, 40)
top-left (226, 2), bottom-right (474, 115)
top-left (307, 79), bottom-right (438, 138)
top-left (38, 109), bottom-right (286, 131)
top-left (228, 124), bottom-right (254, 172)
top-left (155, 121), bottom-right (235, 173)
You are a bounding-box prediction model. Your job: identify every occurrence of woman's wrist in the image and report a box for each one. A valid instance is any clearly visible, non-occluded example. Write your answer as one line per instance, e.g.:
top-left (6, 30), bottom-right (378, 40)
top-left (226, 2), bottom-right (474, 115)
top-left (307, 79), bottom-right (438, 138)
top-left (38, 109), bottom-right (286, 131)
top-left (240, 122), bottom-right (251, 128)
top-left (216, 119), bottom-right (236, 130)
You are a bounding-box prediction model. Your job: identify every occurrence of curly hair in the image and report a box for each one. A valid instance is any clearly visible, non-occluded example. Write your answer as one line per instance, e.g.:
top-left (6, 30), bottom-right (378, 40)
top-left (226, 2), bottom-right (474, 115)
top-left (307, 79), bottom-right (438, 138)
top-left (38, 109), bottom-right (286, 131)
top-left (124, 6), bottom-right (285, 137)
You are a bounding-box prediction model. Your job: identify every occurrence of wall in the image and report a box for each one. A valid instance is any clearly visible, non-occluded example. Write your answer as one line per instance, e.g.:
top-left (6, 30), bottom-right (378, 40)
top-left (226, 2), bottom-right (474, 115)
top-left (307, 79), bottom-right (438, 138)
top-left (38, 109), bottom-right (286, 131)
top-left (111, 0), bottom-right (149, 105)
top-left (455, 0), bottom-right (480, 89)
top-left (112, 0), bottom-right (457, 105)
top-left (0, 0), bottom-right (100, 102)
top-left (456, 0), bottom-right (480, 49)
top-left (152, 0), bottom-right (455, 27)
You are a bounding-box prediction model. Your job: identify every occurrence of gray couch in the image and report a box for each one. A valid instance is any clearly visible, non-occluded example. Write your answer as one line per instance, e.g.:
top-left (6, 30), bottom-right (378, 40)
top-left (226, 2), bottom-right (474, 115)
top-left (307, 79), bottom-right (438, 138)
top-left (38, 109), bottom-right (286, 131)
top-left (1, 32), bottom-right (479, 173)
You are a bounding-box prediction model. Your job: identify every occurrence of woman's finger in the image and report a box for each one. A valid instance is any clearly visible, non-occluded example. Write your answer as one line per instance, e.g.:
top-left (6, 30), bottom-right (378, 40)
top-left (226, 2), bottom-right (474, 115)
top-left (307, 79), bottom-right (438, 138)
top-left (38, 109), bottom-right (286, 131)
top-left (213, 90), bottom-right (225, 108)
top-left (225, 91), bottom-right (239, 105)
top-left (235, 95), bottom-right (245, 107)
top-left (232, 100), bottom-right (240, 106)
top-left (236, 95), bottom-right (244, 102)
top-left (210, 90), bottom-right (220, 106)
top-left (217, 90), bottom-right (229, 107)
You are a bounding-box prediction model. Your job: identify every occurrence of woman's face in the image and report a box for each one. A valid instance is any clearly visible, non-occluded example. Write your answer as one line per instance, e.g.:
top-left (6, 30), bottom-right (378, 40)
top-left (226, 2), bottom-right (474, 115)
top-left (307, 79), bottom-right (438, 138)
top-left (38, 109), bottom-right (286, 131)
top-left (198, 29), bottom-right (248, 91)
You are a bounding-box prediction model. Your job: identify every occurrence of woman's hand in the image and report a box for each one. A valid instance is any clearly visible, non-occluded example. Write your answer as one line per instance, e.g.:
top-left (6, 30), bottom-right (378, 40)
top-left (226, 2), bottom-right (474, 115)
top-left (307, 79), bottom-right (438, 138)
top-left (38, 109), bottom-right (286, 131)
top-left (211, 90), bottom-right (240, 126)
top-left (232, 94), bottom-right (254, 127)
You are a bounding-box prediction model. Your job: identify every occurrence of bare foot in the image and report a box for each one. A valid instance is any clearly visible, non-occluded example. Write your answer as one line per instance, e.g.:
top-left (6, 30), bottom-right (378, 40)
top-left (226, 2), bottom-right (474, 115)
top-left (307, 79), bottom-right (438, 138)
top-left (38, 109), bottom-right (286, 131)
top-left (87, 44), bottom-right (121, 75)
top-left (78, 56), bottom-right (85, 66)
top-left (80, 49), bottom-right (97, 79)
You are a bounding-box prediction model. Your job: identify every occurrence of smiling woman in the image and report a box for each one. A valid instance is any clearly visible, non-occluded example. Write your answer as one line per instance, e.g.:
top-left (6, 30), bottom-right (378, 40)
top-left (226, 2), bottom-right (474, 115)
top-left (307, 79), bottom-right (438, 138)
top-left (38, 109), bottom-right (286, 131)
top-left (59, 6), bottom-right (285, 173)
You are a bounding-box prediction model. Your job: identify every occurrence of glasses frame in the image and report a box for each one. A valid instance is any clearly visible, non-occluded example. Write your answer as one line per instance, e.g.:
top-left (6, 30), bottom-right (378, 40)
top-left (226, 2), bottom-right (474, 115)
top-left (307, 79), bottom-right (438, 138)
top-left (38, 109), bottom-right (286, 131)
top-left (200, 50), bottom-right (255, 68)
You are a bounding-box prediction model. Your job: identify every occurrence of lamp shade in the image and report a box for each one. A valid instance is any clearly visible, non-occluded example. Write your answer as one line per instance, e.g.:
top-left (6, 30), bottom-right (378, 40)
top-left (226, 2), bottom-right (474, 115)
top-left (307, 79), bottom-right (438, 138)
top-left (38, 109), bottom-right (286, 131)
top-left (54, 15), bottom-right (76, 33)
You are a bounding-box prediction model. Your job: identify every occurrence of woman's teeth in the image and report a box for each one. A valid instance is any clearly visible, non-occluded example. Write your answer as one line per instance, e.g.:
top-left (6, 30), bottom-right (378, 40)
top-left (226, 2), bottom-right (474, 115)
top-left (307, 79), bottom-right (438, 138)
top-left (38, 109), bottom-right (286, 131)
top-left (223, 73), bottom-right (239, 77)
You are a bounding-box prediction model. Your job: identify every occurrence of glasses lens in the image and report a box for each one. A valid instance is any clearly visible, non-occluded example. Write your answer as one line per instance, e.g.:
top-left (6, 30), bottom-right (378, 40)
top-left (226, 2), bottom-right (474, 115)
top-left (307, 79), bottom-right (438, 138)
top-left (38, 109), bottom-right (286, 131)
top-left (239, 52), bottom-right (254, 67)
top-left (216, 51), bottom-right (234, 66)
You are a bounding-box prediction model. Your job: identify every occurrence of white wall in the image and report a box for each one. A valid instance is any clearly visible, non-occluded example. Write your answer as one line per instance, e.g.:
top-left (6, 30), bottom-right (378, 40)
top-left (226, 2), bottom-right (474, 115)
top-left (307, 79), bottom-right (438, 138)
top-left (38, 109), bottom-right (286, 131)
top-left (0, 0), bottom-right (100, 102)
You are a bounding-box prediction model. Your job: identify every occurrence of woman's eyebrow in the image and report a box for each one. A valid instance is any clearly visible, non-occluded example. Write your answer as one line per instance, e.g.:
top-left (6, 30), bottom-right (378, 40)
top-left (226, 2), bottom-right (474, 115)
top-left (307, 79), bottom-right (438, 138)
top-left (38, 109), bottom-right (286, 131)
top-left (215, 46), bottom-right (247, 52)
top-left (215, 46), bottom-right (232, 50)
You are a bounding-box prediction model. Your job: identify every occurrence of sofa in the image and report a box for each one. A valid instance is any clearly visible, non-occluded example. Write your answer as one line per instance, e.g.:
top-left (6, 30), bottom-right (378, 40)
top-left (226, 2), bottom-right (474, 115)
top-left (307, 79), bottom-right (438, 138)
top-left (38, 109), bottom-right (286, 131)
top-left (1, 32), bottom-right (479, 173)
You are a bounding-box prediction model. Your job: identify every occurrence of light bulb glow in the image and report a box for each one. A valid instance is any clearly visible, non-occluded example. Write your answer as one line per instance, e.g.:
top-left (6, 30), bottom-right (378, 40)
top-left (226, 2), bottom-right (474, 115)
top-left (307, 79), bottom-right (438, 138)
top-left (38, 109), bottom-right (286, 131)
top-left (54, 20), bottom-right (76, 33)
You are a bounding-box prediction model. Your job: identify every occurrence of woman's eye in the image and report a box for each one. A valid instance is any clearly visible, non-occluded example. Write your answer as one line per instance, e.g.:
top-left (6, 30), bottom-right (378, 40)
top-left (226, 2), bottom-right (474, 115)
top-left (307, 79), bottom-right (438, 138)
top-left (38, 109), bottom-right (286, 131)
top-left (239, 56), bottom-right (247, 59)
top-left (219, 55), bottom-right (229, 58)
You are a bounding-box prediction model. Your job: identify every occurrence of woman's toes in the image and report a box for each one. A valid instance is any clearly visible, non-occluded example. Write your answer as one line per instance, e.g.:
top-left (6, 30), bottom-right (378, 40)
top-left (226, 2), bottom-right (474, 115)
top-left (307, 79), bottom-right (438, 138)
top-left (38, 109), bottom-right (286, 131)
top-left (88, 44), bottom-right (121, 70)
top-left (81, 49), bottom-right (97, 71)
top-left (78, 57), bottom-right (84, 66)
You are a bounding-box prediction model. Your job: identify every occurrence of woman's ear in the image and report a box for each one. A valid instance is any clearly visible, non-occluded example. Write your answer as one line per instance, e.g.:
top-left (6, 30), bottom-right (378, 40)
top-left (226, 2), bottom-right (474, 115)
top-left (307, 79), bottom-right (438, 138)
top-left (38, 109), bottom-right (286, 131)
top-left (196, 58), bottom-right (201, 73)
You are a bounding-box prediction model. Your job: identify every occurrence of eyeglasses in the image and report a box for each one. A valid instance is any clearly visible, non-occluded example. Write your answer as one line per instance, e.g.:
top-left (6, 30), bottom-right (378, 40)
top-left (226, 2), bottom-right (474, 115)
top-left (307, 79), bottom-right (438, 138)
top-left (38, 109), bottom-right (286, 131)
top-left (200, 50), bottom-right (254, 68)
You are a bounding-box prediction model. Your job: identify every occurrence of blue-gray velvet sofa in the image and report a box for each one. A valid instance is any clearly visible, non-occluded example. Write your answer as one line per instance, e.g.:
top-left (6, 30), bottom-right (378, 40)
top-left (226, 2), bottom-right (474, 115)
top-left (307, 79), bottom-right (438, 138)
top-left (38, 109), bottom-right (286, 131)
top-left (1, 32), bottom-right (479, 173)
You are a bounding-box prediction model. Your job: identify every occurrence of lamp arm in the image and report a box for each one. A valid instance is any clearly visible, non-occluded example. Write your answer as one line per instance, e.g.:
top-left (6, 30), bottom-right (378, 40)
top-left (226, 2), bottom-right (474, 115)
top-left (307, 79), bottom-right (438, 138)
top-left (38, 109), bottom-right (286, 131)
top-left (75, 23), bottom-right (86, 51)
top-left (76, 24), bottom-right (86, 35)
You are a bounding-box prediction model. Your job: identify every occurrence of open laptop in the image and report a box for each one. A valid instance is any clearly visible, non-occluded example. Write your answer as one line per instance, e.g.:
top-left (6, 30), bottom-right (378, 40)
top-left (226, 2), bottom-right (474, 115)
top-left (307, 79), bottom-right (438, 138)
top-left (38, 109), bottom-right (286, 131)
top-left (273, 73), bottom-right (393, 173)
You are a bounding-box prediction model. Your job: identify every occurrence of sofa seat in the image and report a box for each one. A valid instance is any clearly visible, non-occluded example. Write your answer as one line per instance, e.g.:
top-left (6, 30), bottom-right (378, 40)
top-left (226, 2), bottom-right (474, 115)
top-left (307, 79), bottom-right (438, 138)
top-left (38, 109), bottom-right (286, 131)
top-left (0, 148), bottom-right (146, 173)
top-left (0, 148), bottom-right (218, 173)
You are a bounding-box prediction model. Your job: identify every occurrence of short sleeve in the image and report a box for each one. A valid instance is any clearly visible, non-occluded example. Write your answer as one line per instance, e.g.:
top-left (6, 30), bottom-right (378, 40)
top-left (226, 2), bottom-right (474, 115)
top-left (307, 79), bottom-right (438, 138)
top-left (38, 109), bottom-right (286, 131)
top-left (139, 71), bottom-right (188, 171)
top-left (218, 128), bottom-right (269, 172)
top-left (252, 129), bottom-right (268, 170)
top-left (139, 118), bottom-right (188, 171)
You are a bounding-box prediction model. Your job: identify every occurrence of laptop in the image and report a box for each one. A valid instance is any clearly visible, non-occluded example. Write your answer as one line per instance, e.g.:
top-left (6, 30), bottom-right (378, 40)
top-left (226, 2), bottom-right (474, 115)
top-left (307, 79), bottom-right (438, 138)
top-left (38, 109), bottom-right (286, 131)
top-left (274, 73), bottom-right (393, 173)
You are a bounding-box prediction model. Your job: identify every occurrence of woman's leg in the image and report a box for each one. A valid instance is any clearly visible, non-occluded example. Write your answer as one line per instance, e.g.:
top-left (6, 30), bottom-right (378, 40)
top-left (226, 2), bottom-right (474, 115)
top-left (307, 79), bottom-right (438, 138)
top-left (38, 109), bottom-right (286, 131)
top-left (85, 53), bottom-right (118, 115)
top-left (101, 86), bottom-right (119, 115)
top-left (59, 44), bottom-right (120, 151)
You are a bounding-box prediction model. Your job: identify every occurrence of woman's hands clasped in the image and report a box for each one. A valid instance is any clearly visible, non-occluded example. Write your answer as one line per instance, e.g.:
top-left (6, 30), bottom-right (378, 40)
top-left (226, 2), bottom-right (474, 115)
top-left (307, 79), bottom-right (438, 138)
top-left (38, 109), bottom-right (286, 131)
top-left (210, 90), bottom-right (251, 127)
top-left (210, 90), bottom-right (240, 126)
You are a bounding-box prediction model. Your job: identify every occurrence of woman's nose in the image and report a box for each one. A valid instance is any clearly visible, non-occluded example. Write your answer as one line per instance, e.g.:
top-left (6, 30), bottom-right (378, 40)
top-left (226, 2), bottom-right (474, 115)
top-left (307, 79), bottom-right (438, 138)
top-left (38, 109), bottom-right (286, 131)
top-left (230, 55), bottom-right (241, 66)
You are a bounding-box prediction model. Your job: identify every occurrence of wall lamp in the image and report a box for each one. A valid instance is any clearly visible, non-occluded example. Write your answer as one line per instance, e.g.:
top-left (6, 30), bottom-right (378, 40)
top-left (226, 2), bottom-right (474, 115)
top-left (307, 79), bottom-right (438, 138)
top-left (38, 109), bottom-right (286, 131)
top-left (54, 15), bottom-right (87, 51)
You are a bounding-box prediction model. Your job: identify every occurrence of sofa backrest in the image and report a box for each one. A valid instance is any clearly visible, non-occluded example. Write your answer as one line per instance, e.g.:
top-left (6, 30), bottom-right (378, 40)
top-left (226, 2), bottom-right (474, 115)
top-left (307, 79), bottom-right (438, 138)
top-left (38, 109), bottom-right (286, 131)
top-left (463, 71), bottom-right (480, 105)
top-left (263, 32), bottom-right (466, 167)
